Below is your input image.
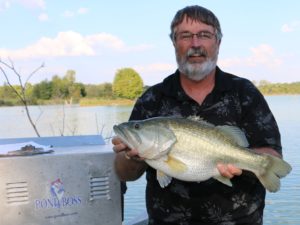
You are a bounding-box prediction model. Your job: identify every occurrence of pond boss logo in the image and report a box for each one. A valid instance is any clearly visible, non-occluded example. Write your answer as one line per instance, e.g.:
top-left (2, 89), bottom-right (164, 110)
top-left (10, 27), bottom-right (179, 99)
top-left (34, 178), bottom-right (82, 209)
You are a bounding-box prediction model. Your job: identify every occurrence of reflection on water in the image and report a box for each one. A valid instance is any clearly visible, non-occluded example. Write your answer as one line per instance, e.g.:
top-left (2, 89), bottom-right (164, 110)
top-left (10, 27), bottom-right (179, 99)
top-left (0, 95), bottom-right (299, 225)
top-left (0, 104), bottom-right (132, 139)
top-left (263, 95), bottom-right (300, 225)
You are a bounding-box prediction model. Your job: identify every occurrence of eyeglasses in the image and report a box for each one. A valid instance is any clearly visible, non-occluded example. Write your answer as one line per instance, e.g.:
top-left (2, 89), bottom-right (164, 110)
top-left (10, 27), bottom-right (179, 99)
top-left (175, 31), bottom-right (215, 42)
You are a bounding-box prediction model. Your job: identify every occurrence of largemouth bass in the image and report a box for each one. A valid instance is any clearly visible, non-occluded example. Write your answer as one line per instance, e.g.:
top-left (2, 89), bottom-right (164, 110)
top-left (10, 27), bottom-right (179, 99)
top-left (113, 117), bottom-right (292, 192)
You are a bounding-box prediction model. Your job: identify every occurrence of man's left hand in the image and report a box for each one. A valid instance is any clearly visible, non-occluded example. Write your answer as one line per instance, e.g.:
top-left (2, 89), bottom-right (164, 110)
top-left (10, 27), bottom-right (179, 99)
top-left (217, 163), bottom-right (242, 178)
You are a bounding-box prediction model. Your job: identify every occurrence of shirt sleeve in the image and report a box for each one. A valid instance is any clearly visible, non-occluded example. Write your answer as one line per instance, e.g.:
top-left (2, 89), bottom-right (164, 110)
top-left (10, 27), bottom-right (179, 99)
top-left (239, 81), bottom-right (282, 154)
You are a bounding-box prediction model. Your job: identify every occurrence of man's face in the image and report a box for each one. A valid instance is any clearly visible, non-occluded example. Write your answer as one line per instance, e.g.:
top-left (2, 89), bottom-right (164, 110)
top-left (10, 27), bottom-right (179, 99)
top-left (173, 16), bottom-right (220, 81)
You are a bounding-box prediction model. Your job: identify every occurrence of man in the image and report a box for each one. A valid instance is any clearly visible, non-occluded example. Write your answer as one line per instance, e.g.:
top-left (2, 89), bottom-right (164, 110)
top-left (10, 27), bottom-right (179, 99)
top-left (113, 5), bottom-right (282, 225)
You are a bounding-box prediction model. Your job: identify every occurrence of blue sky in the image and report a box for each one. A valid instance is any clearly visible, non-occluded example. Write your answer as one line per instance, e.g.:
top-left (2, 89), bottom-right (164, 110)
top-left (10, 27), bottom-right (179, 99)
top-left (0, 0), bottom-right (299, 86)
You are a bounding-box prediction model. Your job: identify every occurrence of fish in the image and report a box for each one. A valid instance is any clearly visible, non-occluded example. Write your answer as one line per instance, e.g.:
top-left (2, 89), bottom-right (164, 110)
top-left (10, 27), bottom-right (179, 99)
top-left (113, 116), bottom-right (292, 192)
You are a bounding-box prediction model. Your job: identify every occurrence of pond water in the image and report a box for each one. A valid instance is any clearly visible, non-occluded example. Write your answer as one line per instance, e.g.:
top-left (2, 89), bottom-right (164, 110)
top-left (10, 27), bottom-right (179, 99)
top-left (0, 95), bottom-right (299, 225)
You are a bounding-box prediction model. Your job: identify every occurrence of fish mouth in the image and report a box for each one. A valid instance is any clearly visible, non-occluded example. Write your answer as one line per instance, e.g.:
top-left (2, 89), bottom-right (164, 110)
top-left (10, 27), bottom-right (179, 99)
top-left (113, 125), bottom-right (127, 141)
top-left (113, 125), bottom-right (136, 149)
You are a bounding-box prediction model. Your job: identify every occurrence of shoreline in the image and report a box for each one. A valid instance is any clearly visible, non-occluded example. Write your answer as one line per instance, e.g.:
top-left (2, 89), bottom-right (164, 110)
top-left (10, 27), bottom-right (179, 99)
top-left (1, 94), bottom-right (299, 107)
top-left (0, 98), bottom-right (135, 107)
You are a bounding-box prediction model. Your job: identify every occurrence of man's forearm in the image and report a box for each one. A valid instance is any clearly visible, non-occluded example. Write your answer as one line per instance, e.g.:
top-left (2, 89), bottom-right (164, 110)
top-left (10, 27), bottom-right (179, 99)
top-left (114, 151), bottom-right (147, 181)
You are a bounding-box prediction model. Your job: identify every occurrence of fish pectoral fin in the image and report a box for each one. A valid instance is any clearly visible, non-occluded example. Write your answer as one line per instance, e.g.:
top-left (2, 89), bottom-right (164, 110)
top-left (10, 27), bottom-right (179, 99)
top-left (213, 175), bottom-right (233, 187)
top-left (157, 170), bottom-right (172, 188)
top-left (166, 155), bottom-right (188, 173)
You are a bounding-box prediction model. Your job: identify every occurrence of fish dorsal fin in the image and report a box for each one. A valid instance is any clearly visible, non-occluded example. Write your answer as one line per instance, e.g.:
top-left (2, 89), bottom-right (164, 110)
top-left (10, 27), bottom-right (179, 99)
top-left (187, 116), bottom-right (215, 128)
top-left (187, 115), bottom-right (203, 121)
top-left (217, 125), bottom-right (249, 147)
top-left (187, 116), bottom-right (248, 147)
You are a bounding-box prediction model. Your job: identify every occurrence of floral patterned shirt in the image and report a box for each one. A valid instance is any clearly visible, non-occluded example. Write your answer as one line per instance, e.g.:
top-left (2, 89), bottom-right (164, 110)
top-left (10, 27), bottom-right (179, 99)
top-left (128, 67), bottom-right (282, 225)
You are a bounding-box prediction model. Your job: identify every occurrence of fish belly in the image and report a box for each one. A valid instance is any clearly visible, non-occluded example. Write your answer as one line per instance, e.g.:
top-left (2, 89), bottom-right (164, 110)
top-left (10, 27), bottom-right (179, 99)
top-left (146, 141), bottom-right (221, 183)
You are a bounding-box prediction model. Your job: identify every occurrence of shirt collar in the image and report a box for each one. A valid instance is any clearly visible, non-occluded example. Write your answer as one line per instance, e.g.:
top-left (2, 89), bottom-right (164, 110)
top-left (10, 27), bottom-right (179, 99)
top-left (214, 66), bottom-right (233, 92)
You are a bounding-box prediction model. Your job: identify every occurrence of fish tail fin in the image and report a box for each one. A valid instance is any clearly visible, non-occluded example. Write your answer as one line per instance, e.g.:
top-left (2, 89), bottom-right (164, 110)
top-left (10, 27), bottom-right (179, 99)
top-left (256, 154), bottom-right (292, 192)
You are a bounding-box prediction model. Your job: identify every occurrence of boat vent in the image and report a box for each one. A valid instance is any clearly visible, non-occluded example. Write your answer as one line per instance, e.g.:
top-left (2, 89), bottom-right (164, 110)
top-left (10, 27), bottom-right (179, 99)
top-left (90, 176), bottom-right (110, 200)
top-left (6, 182), bottom-right (29, 205)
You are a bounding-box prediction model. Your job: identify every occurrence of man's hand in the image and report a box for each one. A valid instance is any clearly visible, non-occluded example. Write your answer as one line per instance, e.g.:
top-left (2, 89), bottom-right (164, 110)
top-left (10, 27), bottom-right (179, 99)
top-left (217, 163), bottom-right (242, 178)
top-left (112, 136), bottom-right (128, 153)
top-left (112, 136), bottom-right (143, 160)
top-left (112, 136), bottom-right (147, 181)
top-left (216, 147), bottom-right (281, 179)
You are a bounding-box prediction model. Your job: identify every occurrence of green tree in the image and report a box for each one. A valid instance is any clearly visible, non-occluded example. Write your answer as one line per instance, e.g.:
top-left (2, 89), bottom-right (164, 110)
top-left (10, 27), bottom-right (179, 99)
top-left (32, 80), bottom-right (52, 100)
top-left (0, 83), bottom-right (17, 99)
top-left (50, 70), bottom-right (86, 101)
top-left (85, 83), bottom-right (112, 98)
top-left (100, 83), bottom-right (113, 97)
top-left (0, 84), bottom-right (17, 105)
top-left (51, 75), bottom-right (68, 99)
top-left (112, 68), bottom-right (143, 99)
top-left (63, 70), bottom-right (86, 100)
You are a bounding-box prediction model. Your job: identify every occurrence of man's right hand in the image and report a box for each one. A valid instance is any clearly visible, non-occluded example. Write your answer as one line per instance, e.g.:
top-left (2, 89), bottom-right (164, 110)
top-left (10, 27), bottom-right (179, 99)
top-left (112, 136), bottom-right (128, 153)
top-left (112, 136), bottom-right (142, 160)
top-left (112, 136), bottom-right (147, 181)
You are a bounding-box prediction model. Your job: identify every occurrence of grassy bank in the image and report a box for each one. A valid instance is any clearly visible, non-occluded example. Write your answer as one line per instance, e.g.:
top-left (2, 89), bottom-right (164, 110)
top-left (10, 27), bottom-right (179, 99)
top-left (0, 97), bottom-right (135, 107)
top-left (79, 98), bottom-right (135, 106)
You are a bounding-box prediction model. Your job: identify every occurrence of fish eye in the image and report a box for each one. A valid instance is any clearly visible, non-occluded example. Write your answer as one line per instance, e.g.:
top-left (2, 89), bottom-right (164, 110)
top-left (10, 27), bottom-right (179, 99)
top-left (134, 123), bottom-right (140, 129)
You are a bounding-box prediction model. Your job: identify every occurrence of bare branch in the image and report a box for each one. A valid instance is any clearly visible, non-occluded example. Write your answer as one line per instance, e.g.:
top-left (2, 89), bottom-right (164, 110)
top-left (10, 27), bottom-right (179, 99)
top-left (34, 105), bottom-right (44, 124)
top-left (0, 58), bottom-right (42, 137)
top-left (67, 124), bottom-right (77, 136)
top-left (0, 60), bottom-right (25, 103)
top-left (25, 62), bottom-right (45, 85)
top-left (95, 113), bottom-right (99, 134)
top-left (50, 124), bottom-right (56, 136)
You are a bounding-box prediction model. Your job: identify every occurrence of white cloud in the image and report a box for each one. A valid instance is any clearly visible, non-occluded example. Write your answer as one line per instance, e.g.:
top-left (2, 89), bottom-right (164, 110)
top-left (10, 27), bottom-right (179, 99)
top-left (0, 31), bottom-right (153, 59)
top-left (247, 44), bottom-right (282, 68)
top-left (0, 0), bottom-right (46, 23)
top-left (78, 7), bottom-right (88, 15)
top-left (18, 0), bottom-right (45, 9)
top-left (281, 20), bottom-right (300, 32)
top-left (38, 12), bottom-right (48, 21)
top-left (62, 7), bottom-right (88, 18)
top-left (62, 10), bottom-right (74, 18)
top-left (218, 57), bottom-right (242, 68)
top-left (22, 0), bottom-right (45, 9)
top-left (281, 24), bottom-right (293, 33)
top-left (0, 1), bottom-right (11, 11)
top-left (0, 0), bottom-right (45, 11)
top-left (85, 32), bottom-right (153, 52)
top-left (133, 63), bottom-right (175, 74)
top-left (219, 44), bottom-right (282, 69)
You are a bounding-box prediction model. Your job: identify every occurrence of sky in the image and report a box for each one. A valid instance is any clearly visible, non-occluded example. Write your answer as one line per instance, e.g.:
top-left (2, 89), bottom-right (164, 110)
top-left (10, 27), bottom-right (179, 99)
top-left (0, 0), bottom-right (299, 86)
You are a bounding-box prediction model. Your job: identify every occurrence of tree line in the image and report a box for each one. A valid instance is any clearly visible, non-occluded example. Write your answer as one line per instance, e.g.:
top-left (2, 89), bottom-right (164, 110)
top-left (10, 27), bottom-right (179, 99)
top-left (1, 66), bottom-right (299, 107)
top-left (255, 80), bottom-right (300, 95)
top-left (0, 68), bottom-right (144, 106)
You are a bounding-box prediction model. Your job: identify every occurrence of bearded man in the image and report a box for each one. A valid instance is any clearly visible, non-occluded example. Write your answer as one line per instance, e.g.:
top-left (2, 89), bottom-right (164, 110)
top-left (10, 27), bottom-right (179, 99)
top-left (113, 5), bottom-right (282, 225)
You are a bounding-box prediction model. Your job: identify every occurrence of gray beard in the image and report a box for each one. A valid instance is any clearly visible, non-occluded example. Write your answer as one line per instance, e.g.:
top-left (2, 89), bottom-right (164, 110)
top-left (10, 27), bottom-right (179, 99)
top-left (176, 49), bottom-right (218, 81)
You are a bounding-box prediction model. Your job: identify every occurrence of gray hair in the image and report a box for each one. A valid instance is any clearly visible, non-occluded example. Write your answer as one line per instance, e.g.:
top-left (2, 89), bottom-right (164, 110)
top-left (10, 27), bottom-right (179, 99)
top-left (170, 5), bottom-right (223, 42)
